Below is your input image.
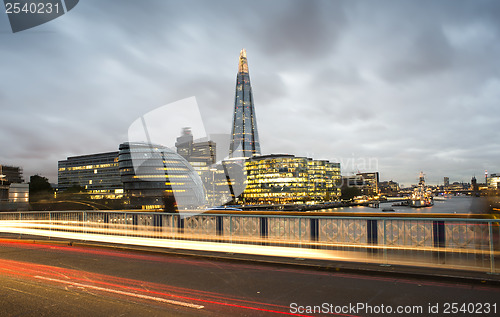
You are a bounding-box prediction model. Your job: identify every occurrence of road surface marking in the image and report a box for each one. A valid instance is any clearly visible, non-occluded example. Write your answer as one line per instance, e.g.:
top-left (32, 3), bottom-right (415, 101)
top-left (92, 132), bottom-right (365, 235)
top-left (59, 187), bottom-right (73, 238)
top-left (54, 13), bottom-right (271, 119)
top-left (34, 276), bottom-right (204, 309)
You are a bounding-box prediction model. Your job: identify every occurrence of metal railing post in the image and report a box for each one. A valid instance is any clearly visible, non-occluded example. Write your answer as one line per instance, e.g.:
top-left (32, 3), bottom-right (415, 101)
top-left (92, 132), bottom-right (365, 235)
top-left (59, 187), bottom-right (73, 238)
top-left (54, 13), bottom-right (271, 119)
top-left (310, 218), bottom-right (319, 245)
top-left (216, 216), bottom-right (223, 236)
top-left (229, 216), bottom-right (232, 244)
top-left (124, 212), bottom-right (128, 236)
top-left (18, 211), bottom-right (22, 239)
top-left (433, 220), bottom-right (446, 262)
top-left (489, 222), bottom-right (495, 274)
top-left (299, 217), bottom-right (302, 247)
top-left (260, 216), bottom-right (268, 245)
top-left (177, 215), bottom-right (184, 235)
top-left (367, 219), bottom-right (378, 254)
top-left (383, 219), bottom-right (388, 265)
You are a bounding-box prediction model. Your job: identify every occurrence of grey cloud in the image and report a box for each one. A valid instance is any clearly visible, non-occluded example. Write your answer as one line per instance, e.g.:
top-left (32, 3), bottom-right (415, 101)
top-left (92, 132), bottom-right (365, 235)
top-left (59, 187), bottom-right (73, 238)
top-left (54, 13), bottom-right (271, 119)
top-left (380, 27), bottom-right (453, 82)
top-left (0, 0), bottom-right (499, 185)
top-left (248, 0), bottom-right (346, 60)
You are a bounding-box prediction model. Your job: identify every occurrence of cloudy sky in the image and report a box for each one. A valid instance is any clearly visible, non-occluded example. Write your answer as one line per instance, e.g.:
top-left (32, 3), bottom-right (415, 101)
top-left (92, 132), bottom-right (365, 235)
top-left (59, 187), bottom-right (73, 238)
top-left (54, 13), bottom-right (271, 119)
top-left (1, 0), bottom-right (499, 186)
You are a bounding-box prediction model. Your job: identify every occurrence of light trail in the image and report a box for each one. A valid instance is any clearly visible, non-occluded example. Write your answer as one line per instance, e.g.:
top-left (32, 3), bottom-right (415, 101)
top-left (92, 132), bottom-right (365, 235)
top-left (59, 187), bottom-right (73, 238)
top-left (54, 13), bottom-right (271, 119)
top-left (1, 240), bottom-right (498, 317)
top-left (34, 276), bottom-right (204, 309)
top-left (2, 238), bottom-right (498, 293)
top-left (0, 221), bottom-right (349, 261)
top-left (0, 257), bottom-right (324, 316)
top-left (0, 218), bottom-right (498, 274)
top-left (1, 220), bottom-right (497, 257)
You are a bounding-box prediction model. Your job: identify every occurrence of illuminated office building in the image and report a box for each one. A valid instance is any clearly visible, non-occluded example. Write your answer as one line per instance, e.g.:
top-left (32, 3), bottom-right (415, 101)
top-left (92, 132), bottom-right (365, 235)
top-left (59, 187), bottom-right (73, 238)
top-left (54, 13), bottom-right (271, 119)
top-left (357, 172), bottom-right (379, 195)
top-left (244, 154), bottom-right (341, 204)
top-left (307, 159), bottom-right (342, 201)
top-left (229, 49), bottom-right (261, 159)
top-left (189, 140), bottom-right (217, 196)
top-left (342, 172), bottom-right (379, 196)
top-left (487, 173), bottom-right (500, 190)
top-left (58, 152), bottom-right (123, 199)
top-left (175, 128), bottom-right (216, 174)
top-left (175, 128), bottom-right (217, 202)
top-left (118, 142), bottom-right (206, 210)
top-left (0, 164), bottom-right (28, 211)
top-left (379, 180), bottom-right (400, 196)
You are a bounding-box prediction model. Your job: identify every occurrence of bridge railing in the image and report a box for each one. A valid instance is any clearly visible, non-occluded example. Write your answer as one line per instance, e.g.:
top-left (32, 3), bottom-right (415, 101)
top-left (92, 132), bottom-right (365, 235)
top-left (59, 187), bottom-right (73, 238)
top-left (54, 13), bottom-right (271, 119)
top-left (0, 210), bottom-right (498, 274)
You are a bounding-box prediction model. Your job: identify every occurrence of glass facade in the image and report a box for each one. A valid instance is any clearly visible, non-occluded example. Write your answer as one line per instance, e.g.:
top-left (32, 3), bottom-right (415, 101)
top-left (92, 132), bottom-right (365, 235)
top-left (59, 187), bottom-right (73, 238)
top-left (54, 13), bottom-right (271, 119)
top-left (488, 173), bottom-right (500, 190)
top-left (244, 154), bottom-right (341, 204)
top-left (119, 142), bottom-right (206, 210)
top-left (229, 49), bottom-right (261, 159)
top-left (58, 152), bottom-right (123, 199)
top-left (342, 172), bottom-right (380, 196)
top-left (175, 128), bottom-right (217, 202)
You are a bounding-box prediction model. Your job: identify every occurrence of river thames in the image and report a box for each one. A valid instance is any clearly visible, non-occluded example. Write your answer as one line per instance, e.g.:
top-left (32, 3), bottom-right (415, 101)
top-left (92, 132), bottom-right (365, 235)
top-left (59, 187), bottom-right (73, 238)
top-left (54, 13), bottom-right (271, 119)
top-left (323, 196), bottom-right (490, 214)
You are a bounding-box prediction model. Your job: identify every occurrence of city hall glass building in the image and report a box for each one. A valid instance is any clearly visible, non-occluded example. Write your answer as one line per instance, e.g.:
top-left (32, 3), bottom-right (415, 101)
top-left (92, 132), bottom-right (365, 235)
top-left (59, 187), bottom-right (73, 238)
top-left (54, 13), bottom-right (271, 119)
top-left (58, 152), bottom-right (123, 199)
top-left (244, 154), bottom-right (341, 204)
top-left (118, 142), bottom-right (206, 210)
top-left (229, 49), bottom-right (261, 159)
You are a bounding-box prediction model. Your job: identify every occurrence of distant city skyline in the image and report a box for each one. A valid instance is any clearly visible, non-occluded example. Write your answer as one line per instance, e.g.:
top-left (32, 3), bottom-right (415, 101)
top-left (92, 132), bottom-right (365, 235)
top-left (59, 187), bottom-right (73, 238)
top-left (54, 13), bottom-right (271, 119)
top-left (1, 0), bottom-right (499, 186)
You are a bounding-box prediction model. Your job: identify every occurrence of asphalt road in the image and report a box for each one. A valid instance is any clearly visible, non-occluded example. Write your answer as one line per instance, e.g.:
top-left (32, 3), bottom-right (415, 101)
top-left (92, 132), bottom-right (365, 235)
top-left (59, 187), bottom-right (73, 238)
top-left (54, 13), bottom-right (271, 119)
top-left (0, 238), bottom-right (498, 317)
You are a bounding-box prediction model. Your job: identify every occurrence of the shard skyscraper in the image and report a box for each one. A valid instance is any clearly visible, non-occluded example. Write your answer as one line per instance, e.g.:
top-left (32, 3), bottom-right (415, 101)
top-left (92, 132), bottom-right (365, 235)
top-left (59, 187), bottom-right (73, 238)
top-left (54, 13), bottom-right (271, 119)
top-left (229, 49), bottom-right (261, 159)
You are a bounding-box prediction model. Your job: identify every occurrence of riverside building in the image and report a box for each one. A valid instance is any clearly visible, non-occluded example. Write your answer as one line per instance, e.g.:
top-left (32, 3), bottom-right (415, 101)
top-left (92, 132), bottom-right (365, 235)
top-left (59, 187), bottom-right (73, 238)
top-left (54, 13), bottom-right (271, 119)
top-left (175, 128), bottom-right (216, 178)
top-left (57, 152), bottom-right (123, 199)
top-left (487, 173), bottom-right (500, 190)
top-left (243, 154), bottom-right (341, 205)
top-left (118, 142), bottom-right (206, 210)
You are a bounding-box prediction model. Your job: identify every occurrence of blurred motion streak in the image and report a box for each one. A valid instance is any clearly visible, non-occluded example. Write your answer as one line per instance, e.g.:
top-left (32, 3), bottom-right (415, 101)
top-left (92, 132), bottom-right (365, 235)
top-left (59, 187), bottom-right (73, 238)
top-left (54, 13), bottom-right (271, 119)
top-left (0, 258), bottom-right (314, 316)
top-left (0, 210), bottom-right (499, 274)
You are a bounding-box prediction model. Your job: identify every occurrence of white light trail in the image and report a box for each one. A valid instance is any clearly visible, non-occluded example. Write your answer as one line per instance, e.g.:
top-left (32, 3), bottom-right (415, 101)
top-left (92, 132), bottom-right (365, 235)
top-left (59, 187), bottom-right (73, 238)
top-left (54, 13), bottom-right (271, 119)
top-left (0, 218), bottom-right (498, 273)
top-left (34, 276), bottom-right (205, 309)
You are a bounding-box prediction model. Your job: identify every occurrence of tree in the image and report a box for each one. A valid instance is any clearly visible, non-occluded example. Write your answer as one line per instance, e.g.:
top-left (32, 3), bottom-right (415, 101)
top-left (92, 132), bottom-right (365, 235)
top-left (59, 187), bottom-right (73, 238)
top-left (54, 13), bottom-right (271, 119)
top-left (29, 175), bottom-right (52, 192)
top-left (340, 186), bottom-right (362, 201)
top-left (29, 174), bottom-right (53, 202)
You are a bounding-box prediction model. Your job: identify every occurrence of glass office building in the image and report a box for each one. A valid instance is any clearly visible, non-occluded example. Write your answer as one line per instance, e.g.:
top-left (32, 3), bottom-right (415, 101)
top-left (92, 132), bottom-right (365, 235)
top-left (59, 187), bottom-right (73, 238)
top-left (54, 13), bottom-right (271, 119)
top-left (118, 142), bottom-right (206, 210)
top-left (342, 172), bottom-right (380, 196)
top-left (487, 173), bottom-right (500, 190)
top-left (229, 49), bottom-right (261, 159)
top-left (244, 154), bottom-right (341, 204)
top-left (58, 152), bottom-right (123, 199)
